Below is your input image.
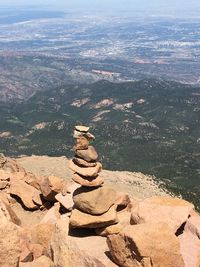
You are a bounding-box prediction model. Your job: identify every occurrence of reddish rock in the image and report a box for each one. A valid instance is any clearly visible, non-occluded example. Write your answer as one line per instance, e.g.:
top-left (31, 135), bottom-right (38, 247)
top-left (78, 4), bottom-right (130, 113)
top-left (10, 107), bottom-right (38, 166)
top-left (131, 196), bottom-right (194, 232)
top-left (107, 222), bottom-right (184, 267)
top-left (73, 157), bottom-right (97, 167)
top-left (73, 186), bottom-right (116, 215)
top-left (40, 203), bottom-right (61, 224)
top-left (69, 160), bottom-right (102, 177)
top-left (0, 199), bottom-right (21, 225)
top-left (75, 136), bottom-right (89, 150)
top-left (70, 205), bottom-right (118, 228)
top-left (96, 210), bottom-right (131, 237)
top-left (28, 243), bottom-right (44, 260)
top-left (73, 173), bottom-right (104, 187)
top-left (9, 179), bottom-right (42, 209)
top-left (31, 223), bottom-right (55, 252)
top-left (19, 255), bottom-right (54, 267)
top-left (55, 192), bottom-right (74, 211)
top-left (0, 212), bottom-right (21, 267)
top-left (49, 217), bottom-right (105, 267)
top-left (75, 146), bottom-right (98, 162)
top-left (115, 192), bottom-right (131, 209)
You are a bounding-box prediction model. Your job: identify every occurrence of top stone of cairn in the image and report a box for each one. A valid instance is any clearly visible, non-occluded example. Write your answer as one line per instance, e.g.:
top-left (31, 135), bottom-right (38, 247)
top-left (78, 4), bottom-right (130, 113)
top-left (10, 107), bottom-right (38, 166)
top-left (75, 125), bottom-right (90, 133)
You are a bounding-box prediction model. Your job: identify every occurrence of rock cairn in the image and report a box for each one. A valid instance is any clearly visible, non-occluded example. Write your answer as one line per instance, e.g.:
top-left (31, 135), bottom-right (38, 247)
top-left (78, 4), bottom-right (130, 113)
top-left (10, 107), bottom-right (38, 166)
top-left (69, 125), bottom-right (118, 229)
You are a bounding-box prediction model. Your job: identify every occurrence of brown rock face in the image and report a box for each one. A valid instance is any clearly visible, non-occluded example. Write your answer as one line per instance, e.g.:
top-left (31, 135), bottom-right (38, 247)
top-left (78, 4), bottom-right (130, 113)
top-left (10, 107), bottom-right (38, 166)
top-left (107, 222), bottom-right (184, 267)
top-left (70, 205), bottom-right (118, 228)
top-left (178, 211), bottom-right (200, 267)
top-left (69, 160), bottom-right (102, 177)
top-left (96, 210), bottom-right (131, 237)
top-left (19, 255), bottom-right (54, 267)
top-left (9, 179), bottom-right (42, 209)
top-left (39, 175), bottom-right (66, 202)
top-left (75, 146), bottom-right (98, 162)
top-left (55, 193), bottom-right (74, 211)
top-left (49, 216), bottom-right (106, 267)
top-left (73, 157), bottom-right (97, 167)
top-left (31, 223), bottom-right (55, 252)
top-left (131, 196), bottom-right (194, 232)
top-left (0, 199), bottom-right (21, 225)
top-left (73, 186), bottom-right (117, 215)
top-left (0, 214), bottom-right (21, 267)
top-left (73, 173), bottom-right (104, 187)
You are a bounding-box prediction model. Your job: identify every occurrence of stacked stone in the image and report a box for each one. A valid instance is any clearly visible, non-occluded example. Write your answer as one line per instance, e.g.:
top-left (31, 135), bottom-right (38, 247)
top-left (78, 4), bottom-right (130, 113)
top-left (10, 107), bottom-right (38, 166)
top-left (69, 125), bottom-right (118, 229)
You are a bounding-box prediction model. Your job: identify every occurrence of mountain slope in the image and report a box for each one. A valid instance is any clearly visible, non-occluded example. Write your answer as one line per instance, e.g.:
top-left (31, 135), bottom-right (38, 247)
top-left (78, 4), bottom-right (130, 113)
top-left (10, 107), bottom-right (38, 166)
top-left (0, 79), bottom-right (199, 207)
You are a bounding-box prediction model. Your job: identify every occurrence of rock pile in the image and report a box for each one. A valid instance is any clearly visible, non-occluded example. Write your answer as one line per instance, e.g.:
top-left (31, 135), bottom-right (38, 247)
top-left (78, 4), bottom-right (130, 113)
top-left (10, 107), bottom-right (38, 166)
top-left (69, 125), bottom-right (120, 229)
top-left (1, 129), bottom-right (200, 267)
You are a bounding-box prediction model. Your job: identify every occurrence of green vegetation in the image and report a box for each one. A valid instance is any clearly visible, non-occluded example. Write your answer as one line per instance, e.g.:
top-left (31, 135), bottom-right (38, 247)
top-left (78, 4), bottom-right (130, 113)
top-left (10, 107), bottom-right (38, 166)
top-left (0, 79), bottom-right (200, 208)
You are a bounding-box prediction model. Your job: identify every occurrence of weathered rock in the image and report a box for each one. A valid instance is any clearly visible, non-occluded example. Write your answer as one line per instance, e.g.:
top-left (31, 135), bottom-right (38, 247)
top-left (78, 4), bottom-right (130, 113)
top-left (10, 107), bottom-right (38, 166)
top-left (19, 255), bottom-right (54, 267)
top-left (31, 223), bottom-right (55, 252)
top-left (23, 173), bottom-right (41, 190)
top-left (39, 175), bottom-right (67, 201)
top-left (73, 157), bottom-right (97, 167)
top-left (49, 216), bottom-right (105, 267)
top-left (73, 173), bottom-right (104, 187)
top-left (40, 203), bottom-right (61, 224)
top-left (73, 186), bottom-right (116, 215)
top-left (9, 179), bottom-right (42, 209)
top-left (70, 205), bottom-right (118, 228)
top-left (0, 213), bottom-right (21, 267)
top-left (75, 136), bottom-right (89, 150)
top-left (0, 199), bottom-right (21, 225)
top-left (179, 230), bottom-right (200, 267)
top-left (0, 180), bottom-right (9, 189)
top-left (131, 196), bottom-right (194, 232)
top-left (69, 160), bottom-right (102, 177)
top-left (0, 191), bottom-right (10, 205)
top-left (107, 222), bottom-right (184, 267)
top-left (28, 243), bottom-right (44, 260)
top-left (178, 211), bottom-right (200, 267)
top-left (0, 154), bottom-right (25, 173)
top-left (115, 192), bottom-right (131, 209)
top-left (96, 210), bottom-right (131, 237)
top-left (75, 125), bottom-right (90, 132)
top-left (55, 192), bottom-right (74, 211)
top-left (75, 146), bottom-right (98, 162)
top-left (184, 210), bottom-right (200, 238)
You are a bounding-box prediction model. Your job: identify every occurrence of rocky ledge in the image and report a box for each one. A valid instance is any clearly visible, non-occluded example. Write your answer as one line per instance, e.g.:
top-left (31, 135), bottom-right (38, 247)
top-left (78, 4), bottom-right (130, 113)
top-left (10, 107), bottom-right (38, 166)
top-left (0, 126), bottom-right (200, 267)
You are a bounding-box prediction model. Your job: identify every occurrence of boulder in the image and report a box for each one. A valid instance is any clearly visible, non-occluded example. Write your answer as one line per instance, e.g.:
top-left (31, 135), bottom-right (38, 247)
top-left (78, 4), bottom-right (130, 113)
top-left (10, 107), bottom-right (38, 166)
top-left (75, 136), bottom-right (89, 150)
top-left (19, 256), bottom-right (54, 267)
top-left (0, 199), bottom-right (21, 225)
top-left (131, 196), bottom-right (194, 232)
top-left (178, 211), bottom-right (200, 267)
top-left (73, 186), bottom-right (116, 215)
top-left (39, 176), bottom-right (68, 201)
top-left (55, 192), bottom-right (74, 211)
top-left (31, 223), bottom-right (55, 252)
top-left (70, 205), bottom-right (118, 228)
top-left (96, 210), bottom-right (131, 237)
top-left (179, 230), bottom-right (200, 267)
top-left (115, 192), bottom-right (131, 209)
top-left (0, 213), bottom-right (21, 267)
top-left (0, 191), bottom-right (9, 205)
top-left (73, 157), bottom-right (97, 167)
top-left (40, 203), bottom-right (61, 224)
top-left (75, 146), bottom-right (98, 162)
top-left (69, 160), bottom-right (102, 177)
top-left (0, 180), bottom-right (9, 189)
top-left (9, 179), bottom-right (42, 209)
top-left (107, 222), bottom-right (184, 267)
top-left (73, 173), bottom-right (104, 187)
top-left (28, 243), bottom-right (44, 260)
top-left (49, 216), bottom-right (105, 267)
top-left (0, 154), bottom-right (25, 173)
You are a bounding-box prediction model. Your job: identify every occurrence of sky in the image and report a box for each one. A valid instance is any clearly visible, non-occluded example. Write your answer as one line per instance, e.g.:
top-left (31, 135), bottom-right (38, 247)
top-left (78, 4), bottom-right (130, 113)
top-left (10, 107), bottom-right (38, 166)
top-left (1, 0), bottom-right (200, 14)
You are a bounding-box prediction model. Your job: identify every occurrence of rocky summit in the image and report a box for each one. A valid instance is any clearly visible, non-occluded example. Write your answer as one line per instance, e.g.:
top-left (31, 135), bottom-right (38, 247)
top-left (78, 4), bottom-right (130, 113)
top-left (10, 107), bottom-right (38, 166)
top-left (0, 130), bottom-right (200, 266)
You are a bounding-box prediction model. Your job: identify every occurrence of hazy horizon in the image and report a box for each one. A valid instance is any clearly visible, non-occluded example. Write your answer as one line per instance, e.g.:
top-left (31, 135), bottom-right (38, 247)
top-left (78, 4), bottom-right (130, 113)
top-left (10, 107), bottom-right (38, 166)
top-left (1, 0), bottom-right (200, 16)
